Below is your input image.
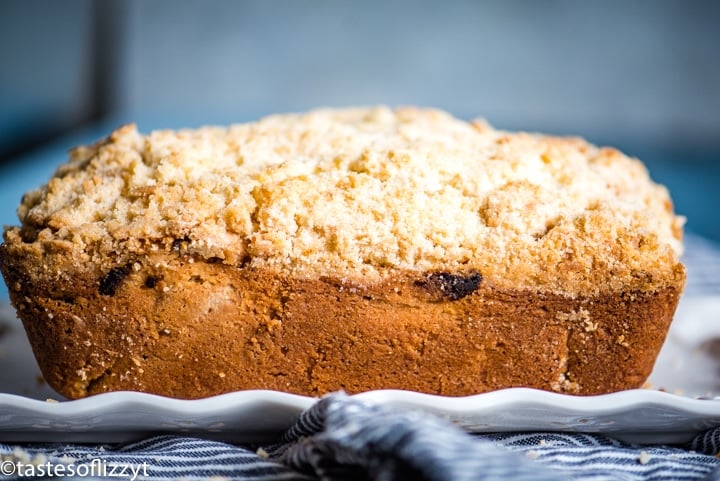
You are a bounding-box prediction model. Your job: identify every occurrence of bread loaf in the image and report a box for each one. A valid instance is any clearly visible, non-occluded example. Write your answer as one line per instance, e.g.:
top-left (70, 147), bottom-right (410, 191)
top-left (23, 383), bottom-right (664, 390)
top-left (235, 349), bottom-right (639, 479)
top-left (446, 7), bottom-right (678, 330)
top-left (0, 107), bottom-right (686, 399)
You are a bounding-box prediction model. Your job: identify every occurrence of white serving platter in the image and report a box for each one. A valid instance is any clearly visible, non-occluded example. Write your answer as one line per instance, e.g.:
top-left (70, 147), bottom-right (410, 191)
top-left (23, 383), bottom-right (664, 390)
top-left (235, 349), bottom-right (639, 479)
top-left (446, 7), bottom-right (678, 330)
top-left (1, 297), bottom-right (720, 444)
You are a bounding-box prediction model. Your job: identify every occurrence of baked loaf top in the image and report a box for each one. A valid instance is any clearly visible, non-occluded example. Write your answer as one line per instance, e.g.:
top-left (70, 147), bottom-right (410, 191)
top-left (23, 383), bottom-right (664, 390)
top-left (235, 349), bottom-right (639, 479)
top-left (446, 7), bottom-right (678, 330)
top-left (7, 107), bottom-right (684, 297)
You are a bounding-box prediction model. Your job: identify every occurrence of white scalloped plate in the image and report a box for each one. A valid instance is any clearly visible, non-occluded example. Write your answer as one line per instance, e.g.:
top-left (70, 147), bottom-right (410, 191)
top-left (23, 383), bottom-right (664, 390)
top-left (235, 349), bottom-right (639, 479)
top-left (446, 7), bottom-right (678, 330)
top-left (1, 297), bottom-right (720, 445)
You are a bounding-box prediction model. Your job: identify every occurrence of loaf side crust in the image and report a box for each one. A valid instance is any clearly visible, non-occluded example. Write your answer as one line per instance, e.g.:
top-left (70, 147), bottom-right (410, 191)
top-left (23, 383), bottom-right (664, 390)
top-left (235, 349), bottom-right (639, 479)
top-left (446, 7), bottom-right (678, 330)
top-left (0, 245), bottom-right (685, 399)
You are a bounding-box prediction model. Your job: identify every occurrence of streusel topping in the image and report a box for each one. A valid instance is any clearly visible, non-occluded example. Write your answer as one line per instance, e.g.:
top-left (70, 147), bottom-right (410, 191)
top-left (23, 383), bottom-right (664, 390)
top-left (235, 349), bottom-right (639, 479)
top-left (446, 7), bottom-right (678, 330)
top-left (8, 106), bottom-right (684, 295)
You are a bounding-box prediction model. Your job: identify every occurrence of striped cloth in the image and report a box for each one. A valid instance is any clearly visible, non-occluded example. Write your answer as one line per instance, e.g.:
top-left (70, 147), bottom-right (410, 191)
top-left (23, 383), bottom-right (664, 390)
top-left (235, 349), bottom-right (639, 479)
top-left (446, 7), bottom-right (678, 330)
top-left (1, 233), bottom-right (719, 481)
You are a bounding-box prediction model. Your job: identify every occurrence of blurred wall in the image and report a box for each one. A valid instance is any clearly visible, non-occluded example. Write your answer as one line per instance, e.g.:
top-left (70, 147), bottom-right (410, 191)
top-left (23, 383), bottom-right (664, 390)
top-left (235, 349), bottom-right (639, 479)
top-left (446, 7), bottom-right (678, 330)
top-left (115, 0), bottom-right (720, 150)
top-left (2, 0), bottom-right (719, 153)
top-left (1, 0), bottom-right (719, 239)
top-left (0, 0), bottom-right (95, 161)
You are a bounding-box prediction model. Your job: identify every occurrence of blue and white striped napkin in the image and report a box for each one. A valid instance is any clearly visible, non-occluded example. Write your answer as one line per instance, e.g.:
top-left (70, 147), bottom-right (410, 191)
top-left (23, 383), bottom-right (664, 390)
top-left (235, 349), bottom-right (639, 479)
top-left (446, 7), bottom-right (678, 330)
top-left (1, 233), bottom-right (719, 481)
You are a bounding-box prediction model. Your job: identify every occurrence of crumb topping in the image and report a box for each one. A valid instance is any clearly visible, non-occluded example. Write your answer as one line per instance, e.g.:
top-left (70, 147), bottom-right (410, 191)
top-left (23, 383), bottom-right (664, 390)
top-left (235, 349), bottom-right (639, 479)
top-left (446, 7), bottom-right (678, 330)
top-left (5, 106), bottom-right (684, 295)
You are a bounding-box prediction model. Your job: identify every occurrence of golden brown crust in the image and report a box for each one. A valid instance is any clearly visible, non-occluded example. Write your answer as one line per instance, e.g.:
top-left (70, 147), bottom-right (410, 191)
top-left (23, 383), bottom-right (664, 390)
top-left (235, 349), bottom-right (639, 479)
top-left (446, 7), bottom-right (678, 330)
top-left (0, 245), bottom-right (684, 399)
